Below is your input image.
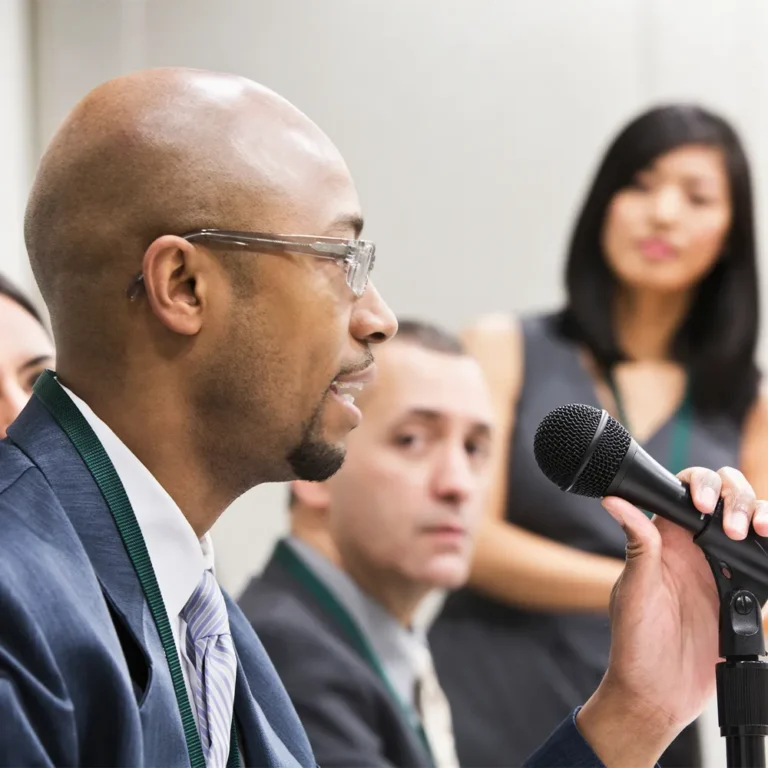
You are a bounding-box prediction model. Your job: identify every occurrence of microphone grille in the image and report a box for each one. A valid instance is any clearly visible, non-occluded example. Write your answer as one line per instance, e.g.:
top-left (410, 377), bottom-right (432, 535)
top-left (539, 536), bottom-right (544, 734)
top-left (534, 403), bottom-right (631, 498)
top-left (533, 404), bottom-right (603, 490)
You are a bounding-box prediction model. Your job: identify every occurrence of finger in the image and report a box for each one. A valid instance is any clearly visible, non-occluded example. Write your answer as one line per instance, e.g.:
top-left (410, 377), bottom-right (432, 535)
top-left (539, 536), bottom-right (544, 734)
top-left (602, 496), bottom-right (662, 566)
top-left (717, 466), bottom-right (756, 541)
top-left (678, 466), bottom-right (721, 515)
top-left (754, 500), bottom-right (768, 538)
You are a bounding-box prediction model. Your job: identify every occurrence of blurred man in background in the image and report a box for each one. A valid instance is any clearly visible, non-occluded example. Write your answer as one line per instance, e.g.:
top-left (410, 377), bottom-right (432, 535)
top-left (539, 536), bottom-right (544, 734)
top-left (240, 320), bottom-right (495, 767)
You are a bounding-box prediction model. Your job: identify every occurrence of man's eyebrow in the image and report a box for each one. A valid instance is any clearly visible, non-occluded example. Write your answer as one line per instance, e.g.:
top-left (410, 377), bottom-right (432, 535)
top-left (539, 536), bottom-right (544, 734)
top-left (401, 409), bottom-right (494, 436)
top-left (403, 408), bottom-right (441, 422)
top-left (469, 421), bottom-right (493, 439)
top-left (325, 214), bottom-right (364, 239)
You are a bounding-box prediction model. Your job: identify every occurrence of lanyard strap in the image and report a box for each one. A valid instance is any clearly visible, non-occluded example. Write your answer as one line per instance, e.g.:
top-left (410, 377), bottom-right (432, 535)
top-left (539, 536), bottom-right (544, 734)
top-left (606, 368), bottom-right (693, 475)
top-left (274, 541), bottom-right (436, 766)
top-left (33, 370), bottom-right (241, 768)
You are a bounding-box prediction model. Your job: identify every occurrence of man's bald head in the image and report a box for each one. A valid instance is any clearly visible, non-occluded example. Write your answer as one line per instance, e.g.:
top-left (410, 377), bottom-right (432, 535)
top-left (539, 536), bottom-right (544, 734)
top-left (22, 67), bottom-right (396, 505)
top-left (25, 67), bottom-right (353, 350)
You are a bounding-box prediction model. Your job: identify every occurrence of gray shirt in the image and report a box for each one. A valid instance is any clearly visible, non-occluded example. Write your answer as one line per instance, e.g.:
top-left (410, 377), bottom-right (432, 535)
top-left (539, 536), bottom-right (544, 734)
top-left (285, 536), bottom-right (427, 709)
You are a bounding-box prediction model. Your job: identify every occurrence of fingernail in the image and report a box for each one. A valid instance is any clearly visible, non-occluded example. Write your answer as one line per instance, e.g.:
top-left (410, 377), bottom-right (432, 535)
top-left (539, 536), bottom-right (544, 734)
top-left (702, 486), bottom-right (718, 512)
top-left (732, 509), bottom-right (749, 538)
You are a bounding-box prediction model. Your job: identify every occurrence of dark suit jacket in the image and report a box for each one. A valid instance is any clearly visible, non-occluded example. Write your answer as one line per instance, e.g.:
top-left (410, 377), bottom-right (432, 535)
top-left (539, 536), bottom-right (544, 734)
top-left (0, 396), bottom-right (315, 767)
top-left (240, 545), bottom-right (608, 768)
top-left (240, 548), bottom-right (433, 767)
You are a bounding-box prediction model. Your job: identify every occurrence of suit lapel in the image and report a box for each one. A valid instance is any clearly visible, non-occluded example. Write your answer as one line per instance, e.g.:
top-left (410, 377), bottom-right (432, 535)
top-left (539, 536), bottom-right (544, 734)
top-left (6, 396), bottom-right (189, 758)
top-left (9, 397), bottom-right (314, 767)
top-left (259, 549), bottom-right (357, 652)
top-left (225, 594), bottom-right (314, 767)
top-left (8, 396), bottom-right (149, 647)
top-left (257, 545), bottom-right (434, 766)
top-left (261, 546), bottom-right (385, 673)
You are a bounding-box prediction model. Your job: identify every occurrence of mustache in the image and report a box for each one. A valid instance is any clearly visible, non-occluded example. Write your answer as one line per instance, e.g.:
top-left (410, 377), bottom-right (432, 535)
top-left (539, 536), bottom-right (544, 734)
top-left (336, 348), bottom-right (375, 378)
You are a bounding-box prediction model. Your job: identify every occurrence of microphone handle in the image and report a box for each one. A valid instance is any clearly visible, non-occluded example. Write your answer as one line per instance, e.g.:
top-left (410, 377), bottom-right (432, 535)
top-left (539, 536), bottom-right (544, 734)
top-left (607, 441), bottom-right (705, 533)
top-left (608, 441), bottom-right (768, 587)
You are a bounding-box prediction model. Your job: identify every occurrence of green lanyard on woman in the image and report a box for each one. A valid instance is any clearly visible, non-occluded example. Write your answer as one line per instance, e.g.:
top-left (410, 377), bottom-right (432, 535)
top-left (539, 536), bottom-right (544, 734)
top-left (606, 368), bottom-right (693, 516)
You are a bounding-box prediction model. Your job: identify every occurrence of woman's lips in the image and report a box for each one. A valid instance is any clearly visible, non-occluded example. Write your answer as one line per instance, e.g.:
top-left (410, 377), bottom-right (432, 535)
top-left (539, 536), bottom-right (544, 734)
top-left (637, 237), bottom-right (678, 260)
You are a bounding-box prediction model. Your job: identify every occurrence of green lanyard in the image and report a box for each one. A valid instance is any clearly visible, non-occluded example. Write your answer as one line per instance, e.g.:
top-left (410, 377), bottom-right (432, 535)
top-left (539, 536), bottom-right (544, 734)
top-left (274, 541), bottom-right (436, 767)
top-left (33, 370), bottom-right (241, 768)
top-left (606, 369), bottom-right (693, 516)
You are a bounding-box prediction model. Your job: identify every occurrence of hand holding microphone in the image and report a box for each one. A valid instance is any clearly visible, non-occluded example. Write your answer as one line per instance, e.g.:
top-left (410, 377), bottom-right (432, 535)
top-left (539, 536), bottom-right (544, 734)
top-left (531, 403), bottom-right (768, 767)
top-left (533, 403), bottom-right (768, 575)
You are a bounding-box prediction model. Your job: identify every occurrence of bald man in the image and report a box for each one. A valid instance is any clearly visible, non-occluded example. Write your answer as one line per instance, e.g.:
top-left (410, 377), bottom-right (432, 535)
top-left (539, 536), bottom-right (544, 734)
top-left (3, 68), bottom-right (394, 767)
top-left (1, 67), bottom-right (767, 768)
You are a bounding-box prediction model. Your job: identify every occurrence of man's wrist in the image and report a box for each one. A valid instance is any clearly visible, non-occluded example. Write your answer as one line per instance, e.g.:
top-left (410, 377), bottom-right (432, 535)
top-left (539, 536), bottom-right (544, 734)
top-left (576, 682), bottom-right (680, 768)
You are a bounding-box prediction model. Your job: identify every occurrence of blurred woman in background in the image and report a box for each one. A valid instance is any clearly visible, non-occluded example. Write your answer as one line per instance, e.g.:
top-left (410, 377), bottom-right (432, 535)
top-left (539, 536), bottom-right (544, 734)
top-left (0, 274), bottom-right (53, 438)
top-left (430, 105), bottom-right (768, 767)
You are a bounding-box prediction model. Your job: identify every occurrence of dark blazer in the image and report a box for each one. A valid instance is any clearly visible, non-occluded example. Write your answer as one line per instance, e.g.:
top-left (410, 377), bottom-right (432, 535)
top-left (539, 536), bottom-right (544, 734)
top-left (0, 396), bottom-right (315, 767)
top-left (239, 547), bottom-right (433, 767)
top-left (239, 545), bottom-right (608, 768)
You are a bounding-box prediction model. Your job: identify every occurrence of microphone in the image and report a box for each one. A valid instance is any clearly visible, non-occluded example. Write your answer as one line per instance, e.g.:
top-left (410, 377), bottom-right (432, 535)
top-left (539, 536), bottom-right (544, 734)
top-left (533, 403), bottom-right (768, 588)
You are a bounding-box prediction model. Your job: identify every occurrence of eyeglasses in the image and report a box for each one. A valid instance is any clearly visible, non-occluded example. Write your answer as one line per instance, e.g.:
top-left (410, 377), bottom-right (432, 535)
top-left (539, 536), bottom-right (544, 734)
top-left (127, 228), bottom-right (376, 300)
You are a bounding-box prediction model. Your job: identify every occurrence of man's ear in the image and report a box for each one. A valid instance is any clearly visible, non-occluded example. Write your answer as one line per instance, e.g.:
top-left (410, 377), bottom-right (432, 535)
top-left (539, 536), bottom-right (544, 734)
top-left (141, 235), bottom-right (207, 335)
top-left (291, 479), bottom-right (332, 510)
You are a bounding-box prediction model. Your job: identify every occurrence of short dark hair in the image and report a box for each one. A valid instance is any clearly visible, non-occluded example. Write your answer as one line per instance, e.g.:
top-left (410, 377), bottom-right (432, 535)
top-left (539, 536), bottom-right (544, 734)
top-left (0, 273), bottom-right (43, 325)
top-left (287, 318), bottom-right (465, 510)
top-left (557, 104), bottom-right (760, 423)
top-left (393, 318), bottom-right (464, 355)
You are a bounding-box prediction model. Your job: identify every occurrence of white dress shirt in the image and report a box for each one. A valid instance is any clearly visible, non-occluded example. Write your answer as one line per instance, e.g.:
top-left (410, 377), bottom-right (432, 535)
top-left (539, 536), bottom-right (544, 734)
top-left (62, 384), bottom-right (215, 731)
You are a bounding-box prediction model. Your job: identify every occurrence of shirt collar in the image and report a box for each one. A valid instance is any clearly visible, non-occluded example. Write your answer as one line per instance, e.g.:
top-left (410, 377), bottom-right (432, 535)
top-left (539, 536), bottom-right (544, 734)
top-left (61, 384), bottom-right (213, 619)
top-left (286, 535), bottom-right (426, 707)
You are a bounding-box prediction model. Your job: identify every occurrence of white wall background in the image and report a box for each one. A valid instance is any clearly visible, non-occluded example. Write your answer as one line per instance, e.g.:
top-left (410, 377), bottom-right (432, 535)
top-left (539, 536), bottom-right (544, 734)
top-left (0, 0), bottom-right (34, 291)
top-left (8, 1), bottom-right (768, 763)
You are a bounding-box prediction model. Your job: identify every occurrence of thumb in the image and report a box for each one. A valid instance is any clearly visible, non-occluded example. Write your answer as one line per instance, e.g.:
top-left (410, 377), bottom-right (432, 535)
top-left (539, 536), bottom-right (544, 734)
top-left (603, 496), bottom-right (663, 582)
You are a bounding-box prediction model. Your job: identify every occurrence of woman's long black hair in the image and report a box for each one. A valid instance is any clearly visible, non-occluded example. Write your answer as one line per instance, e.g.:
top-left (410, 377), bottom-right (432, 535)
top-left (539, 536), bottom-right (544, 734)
top-left (558, 105), bottom-right (760, 424)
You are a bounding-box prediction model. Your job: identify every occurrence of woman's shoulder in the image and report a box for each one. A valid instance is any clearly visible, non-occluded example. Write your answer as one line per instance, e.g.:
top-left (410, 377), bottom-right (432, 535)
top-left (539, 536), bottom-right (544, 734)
top-left (462, 310), bottom-right (562, 348)
top-left (743, 386), bottom-right (768, 433)
top-left (461, 313), bottom-right (524, 416)
top-left (462, 311), bottom-right (520, 354)
top-left (462, 311), bottom-right (571, 405)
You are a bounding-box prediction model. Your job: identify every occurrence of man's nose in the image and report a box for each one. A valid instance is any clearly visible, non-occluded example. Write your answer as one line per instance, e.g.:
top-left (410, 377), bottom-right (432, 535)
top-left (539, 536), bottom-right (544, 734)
top-left (350, 280), bottom-right (398, 346)
top-left (431, 444), bottom-right (475, 506)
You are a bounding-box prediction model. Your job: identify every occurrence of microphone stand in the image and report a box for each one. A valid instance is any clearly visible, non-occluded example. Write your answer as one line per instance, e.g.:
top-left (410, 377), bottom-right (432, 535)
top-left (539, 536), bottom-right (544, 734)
top-left (698, 503), bottom-right (768, 767)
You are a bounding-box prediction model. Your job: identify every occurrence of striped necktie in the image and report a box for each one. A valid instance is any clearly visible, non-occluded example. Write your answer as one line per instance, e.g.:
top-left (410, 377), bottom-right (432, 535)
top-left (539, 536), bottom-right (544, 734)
top-left (182, 569), bottom-right (238, 767)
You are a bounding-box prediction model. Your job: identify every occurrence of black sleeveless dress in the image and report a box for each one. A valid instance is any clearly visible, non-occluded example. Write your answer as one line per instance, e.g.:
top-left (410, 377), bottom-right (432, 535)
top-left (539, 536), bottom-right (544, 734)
top-left (429, 314), bottom-right (742, 767)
